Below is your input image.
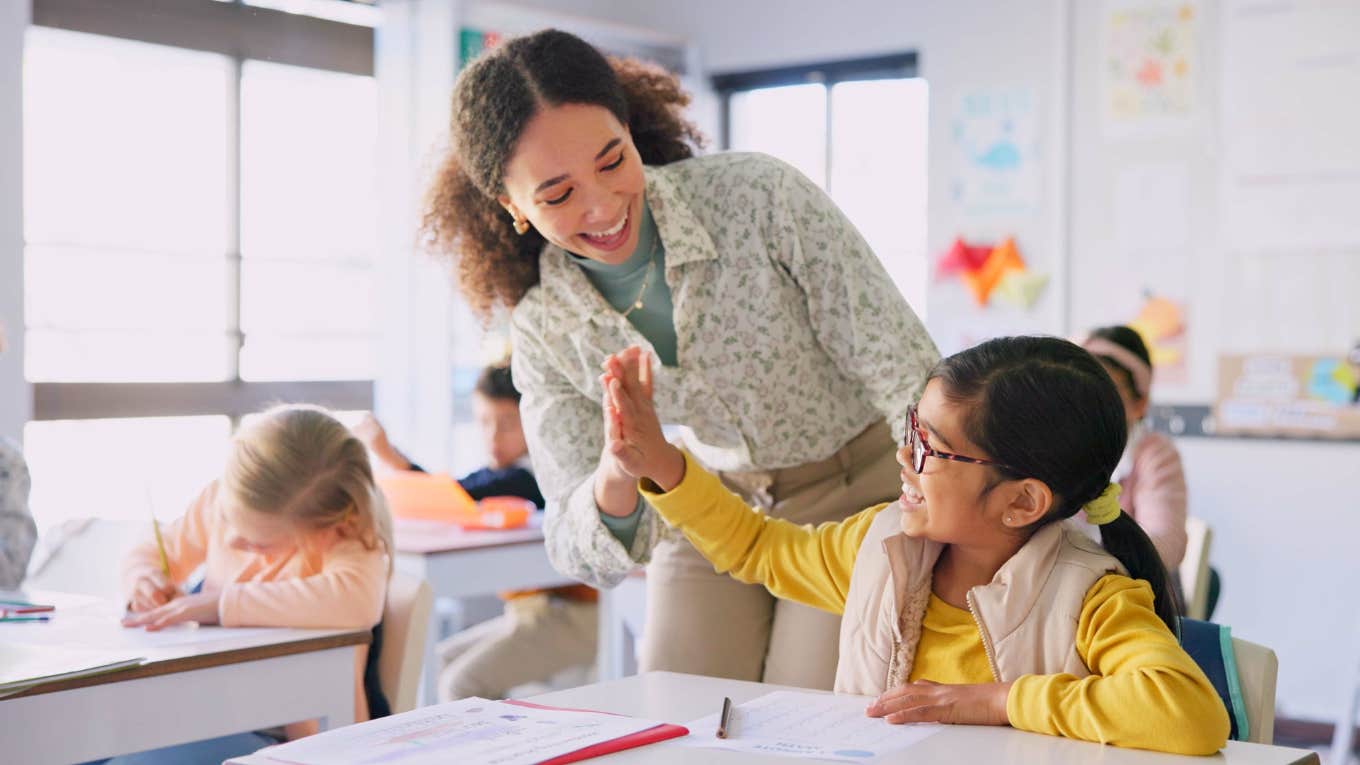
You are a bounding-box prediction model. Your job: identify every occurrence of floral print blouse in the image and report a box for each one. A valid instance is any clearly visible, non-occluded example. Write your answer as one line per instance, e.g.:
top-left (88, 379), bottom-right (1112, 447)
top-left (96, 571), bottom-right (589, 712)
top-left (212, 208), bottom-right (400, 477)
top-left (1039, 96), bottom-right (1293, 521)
top-left (510, 152), bottom-right (939, 588)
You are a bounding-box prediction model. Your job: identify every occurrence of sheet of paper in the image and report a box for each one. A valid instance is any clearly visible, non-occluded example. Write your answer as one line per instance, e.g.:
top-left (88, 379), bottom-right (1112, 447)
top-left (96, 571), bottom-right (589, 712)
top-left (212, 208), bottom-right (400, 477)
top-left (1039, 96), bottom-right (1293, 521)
top-left (0, 598), bottom-right (305, 650)
top-left (679, 691), bottom-right (943, 763)
top-left (259, 697), bottom-right (666, 765)
top-left (0, 642), bottom-right (145, 694)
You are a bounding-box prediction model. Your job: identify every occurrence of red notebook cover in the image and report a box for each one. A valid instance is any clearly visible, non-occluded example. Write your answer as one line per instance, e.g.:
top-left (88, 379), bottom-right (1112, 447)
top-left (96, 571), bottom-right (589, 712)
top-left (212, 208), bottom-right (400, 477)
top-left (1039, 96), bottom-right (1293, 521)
top-left (505, 699), bottom-right (689, 764)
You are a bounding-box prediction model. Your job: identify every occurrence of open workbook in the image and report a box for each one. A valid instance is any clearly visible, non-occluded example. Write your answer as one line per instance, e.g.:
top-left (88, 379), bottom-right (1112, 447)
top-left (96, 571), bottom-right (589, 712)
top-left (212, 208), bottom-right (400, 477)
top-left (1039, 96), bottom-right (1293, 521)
top-left (226, 697), bottom-right (688, 765)
top-left (0, 642), bottom-right (145, 696)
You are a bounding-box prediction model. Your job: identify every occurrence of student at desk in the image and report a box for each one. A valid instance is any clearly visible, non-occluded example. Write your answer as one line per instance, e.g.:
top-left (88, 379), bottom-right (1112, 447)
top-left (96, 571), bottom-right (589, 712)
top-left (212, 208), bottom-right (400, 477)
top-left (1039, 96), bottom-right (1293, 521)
top-left (356, 363), bottom-right (598, 702)
top-left (0, 322), bottom-right (37, 590)
top-left (100, 405), bottom-right (393, 765)
top-left (602, 339), bottom-right (1229, 755)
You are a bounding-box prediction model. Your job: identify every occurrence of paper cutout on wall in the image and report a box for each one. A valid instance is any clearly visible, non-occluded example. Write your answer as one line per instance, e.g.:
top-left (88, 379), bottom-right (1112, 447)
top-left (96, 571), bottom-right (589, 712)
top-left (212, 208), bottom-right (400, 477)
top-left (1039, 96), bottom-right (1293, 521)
top-left (935, 237), bottom-right (994, 280)
top-left (993, 271), bottom-right (1050, 310)
top-left (960, 237), bottom-right (1024, 306)
top-left (934, 236), bottom-right (1048, 309)
top-left (1128, 293), bottom-right (1188, 384)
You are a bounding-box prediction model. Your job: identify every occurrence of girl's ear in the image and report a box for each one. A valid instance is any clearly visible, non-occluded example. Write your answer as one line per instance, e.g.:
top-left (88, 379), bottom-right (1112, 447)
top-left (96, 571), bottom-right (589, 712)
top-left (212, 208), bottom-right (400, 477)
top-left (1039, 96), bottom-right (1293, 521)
top-left (1131, 395), bottom-right (1150, 422)
top-left (1003, 478), bottom-right (1053, 529)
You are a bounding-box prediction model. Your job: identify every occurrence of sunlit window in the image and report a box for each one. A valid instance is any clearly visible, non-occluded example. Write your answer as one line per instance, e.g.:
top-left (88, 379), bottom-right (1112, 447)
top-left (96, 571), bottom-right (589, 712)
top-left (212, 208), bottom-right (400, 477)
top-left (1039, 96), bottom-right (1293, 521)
top-left (722, 62), bottom-right (929, 314)
top-left (20, 16), bottom-right (375, 529)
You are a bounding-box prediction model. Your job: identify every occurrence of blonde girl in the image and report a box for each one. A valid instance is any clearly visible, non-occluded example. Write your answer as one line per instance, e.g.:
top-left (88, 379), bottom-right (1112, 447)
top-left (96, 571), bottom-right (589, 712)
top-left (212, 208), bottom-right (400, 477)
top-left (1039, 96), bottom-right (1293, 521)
top-left (113, 405), bottom-right (392, 764)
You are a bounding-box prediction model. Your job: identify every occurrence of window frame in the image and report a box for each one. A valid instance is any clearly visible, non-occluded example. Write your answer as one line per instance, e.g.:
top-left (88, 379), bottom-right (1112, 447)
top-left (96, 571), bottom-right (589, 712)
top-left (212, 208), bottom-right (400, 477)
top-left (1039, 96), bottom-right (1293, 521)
top-left (711, 52), bottom-right (919, 192)
top-left (27, 0), bottom-right (375, 421)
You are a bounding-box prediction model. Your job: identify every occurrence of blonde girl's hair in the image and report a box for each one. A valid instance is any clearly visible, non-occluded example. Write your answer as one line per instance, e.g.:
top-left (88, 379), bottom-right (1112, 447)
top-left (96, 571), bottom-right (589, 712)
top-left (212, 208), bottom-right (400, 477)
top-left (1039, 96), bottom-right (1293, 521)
top-left (222, 404), bottom-right (393, 572)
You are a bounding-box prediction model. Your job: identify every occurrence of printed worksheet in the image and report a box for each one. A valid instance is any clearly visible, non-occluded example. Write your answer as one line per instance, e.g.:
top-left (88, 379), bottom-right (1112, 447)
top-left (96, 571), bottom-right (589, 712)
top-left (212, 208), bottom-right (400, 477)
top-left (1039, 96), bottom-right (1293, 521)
top-left (257, 697), bottom-right (665, 765)
top-left (679, 691), bottom-right (943, 763)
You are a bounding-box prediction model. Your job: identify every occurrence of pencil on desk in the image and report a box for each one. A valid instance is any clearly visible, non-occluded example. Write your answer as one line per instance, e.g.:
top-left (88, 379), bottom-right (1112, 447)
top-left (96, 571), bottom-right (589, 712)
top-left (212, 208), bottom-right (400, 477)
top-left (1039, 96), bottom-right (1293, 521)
top-left (716, 696), bottom-right (733, 739)
top-left (0, 615), bottom-right (51, 623)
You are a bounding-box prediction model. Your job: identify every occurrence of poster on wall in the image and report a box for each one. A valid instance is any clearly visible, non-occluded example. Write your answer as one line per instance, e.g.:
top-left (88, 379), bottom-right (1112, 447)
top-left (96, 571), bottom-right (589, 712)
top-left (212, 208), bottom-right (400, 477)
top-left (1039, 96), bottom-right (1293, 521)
top-left (949, 87), bottom-right (1041, 220)
top-left (1215, 354), bottom-right (1360, 439)
top-left (1219, 0), bottom-right (1360, 251)
top-left (1101, 0), bottom-right (1199, 137)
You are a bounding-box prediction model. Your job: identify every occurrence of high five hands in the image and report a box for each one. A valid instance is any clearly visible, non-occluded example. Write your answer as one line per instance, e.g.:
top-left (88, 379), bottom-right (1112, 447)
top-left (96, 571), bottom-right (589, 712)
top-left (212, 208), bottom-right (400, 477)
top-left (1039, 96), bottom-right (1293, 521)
top-left (600, 346), bottom-right (686, 492)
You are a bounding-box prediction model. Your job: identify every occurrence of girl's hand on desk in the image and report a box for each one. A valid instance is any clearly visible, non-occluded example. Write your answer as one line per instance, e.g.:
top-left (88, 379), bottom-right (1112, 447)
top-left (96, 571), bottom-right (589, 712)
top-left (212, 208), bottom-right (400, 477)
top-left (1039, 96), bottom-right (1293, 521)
top-left (127, 570), bottom-right (179, 612)
top-left (866, 680), bottom-right (1013, 726)
top-left (122, 589), bottom-right (222, 631)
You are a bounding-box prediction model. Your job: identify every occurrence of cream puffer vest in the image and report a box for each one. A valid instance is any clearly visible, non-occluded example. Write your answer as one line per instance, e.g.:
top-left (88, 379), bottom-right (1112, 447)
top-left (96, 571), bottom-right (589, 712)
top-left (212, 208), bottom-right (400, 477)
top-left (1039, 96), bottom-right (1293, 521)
top-left (834, 503), bottom-right (1126, 695)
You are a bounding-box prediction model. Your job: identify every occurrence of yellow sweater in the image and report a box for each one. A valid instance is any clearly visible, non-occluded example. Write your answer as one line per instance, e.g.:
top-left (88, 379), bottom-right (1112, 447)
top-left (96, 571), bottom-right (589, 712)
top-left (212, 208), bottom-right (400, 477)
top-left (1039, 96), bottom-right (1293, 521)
top-left (640, 455), bottom-right (1229, 755)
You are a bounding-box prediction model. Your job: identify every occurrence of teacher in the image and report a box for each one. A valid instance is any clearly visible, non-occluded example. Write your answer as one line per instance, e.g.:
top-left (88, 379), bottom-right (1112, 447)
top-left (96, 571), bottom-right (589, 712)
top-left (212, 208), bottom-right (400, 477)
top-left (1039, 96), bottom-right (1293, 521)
top-left (423, 29), bottom-right (938, 690)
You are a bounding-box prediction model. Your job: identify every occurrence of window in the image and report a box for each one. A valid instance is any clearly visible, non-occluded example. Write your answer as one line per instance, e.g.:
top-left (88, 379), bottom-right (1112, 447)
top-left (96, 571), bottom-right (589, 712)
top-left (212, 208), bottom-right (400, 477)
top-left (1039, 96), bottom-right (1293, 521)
top-left (21, 0), bottom-right (375, 529)
top-left (716, 55), bottom-right (929, 314)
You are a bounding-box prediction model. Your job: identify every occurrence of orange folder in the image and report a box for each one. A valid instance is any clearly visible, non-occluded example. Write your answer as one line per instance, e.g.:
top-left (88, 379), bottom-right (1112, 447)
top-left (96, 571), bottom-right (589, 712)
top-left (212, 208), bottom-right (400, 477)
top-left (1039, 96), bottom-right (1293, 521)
top-left (376, 471), bottom-right (532, 529)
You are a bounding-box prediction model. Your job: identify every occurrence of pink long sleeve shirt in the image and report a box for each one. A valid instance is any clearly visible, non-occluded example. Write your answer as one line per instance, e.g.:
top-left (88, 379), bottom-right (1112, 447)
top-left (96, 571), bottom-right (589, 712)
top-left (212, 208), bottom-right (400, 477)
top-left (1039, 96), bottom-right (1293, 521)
top-left (121, 480), bottom-right (389, 727)
top-left (1117, 429), bottom-right (1189, 572)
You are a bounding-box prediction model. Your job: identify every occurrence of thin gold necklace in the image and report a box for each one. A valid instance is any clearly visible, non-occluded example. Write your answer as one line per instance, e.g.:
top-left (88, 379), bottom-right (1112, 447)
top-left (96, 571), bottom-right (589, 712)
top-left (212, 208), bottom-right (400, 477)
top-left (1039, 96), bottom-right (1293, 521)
top-left (620, 235), bottom-right (660, 318)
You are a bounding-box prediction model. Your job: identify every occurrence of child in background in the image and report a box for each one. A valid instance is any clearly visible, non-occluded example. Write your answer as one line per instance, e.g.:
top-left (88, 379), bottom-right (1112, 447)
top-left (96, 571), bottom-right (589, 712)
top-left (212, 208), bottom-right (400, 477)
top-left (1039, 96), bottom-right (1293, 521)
top-left (355, 362), bottom-right (596, 702)
top-left (1081, 326), bottom-right (1188, 574)
top-left (0, 322), bottom-right (37, 590)
top-left (601, 338), bottom-right (1228, 755)
top-left (111, 404), bottom-right (393, 765)
top-left (356, 364), bottom-right (542, 507)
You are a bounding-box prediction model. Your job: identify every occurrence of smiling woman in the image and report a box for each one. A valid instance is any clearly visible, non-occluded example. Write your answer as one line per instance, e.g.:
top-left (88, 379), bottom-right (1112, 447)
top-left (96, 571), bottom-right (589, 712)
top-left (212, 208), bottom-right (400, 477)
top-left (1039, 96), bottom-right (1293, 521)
top-left (423, 29), bottom-right (939, 691)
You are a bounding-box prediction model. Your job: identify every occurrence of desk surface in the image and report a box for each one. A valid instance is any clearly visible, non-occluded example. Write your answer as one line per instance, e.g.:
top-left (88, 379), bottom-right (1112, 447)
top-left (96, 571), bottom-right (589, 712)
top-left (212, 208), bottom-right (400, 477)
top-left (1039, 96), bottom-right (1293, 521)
top-left (0, 590), bottom-right (369, 698)
top-left (528, 672), bottom-right (1320, 765)
top-left (394, 516), bottom-right (546, 554)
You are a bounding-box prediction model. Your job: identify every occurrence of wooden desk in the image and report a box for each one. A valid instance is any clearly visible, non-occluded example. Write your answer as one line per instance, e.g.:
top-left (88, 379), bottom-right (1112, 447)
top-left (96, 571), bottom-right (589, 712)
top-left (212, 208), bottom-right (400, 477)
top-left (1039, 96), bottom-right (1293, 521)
top-left (392, 517), bottom-right (575, 702)
top-left (0, 592), bottom-right (367, 765)
top-left (526, 671), bottom-right (1321, 765)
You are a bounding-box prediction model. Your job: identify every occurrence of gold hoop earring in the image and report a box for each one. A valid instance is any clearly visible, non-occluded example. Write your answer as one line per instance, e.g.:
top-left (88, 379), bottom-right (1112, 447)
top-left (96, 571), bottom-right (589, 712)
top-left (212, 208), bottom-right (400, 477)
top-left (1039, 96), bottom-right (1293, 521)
top-left (512, 217), bottom-right (530, 236)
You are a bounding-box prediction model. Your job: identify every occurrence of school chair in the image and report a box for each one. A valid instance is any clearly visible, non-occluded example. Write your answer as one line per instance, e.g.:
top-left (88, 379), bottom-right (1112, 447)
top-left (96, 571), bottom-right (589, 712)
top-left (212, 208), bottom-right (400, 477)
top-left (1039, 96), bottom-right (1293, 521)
top-left (1330, 618), bottom-right (1360, 765)
top-left (1232, 636), bottom-right (1279, 745)
top-left (1179, 516), bottom-right (1213, 620)
top-left (1181, 620), bottom-right (1278, 744)
top-left (379, 570), bottom-right (434, 714)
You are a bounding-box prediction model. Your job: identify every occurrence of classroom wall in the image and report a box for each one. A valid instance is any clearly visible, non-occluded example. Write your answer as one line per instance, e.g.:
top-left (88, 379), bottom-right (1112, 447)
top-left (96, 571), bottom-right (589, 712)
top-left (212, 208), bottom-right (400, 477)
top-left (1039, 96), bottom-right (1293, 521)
top-left (459, 0), bottom-right (1358, 722)
top-left (0, 0), bottom-right (30, 443)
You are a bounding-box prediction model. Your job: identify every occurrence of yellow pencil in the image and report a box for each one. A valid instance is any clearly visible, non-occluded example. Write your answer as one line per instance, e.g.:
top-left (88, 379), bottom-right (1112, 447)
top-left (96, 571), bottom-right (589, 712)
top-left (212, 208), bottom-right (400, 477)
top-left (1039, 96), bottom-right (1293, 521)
top-left (151, 509), bottom-right (171, 577)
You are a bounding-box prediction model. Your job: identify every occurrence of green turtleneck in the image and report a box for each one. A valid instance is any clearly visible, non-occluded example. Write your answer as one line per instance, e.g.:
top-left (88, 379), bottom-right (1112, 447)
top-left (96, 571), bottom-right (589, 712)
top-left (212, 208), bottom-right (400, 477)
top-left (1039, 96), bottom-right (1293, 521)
top-left (570, 201), bottom-right (678, 367)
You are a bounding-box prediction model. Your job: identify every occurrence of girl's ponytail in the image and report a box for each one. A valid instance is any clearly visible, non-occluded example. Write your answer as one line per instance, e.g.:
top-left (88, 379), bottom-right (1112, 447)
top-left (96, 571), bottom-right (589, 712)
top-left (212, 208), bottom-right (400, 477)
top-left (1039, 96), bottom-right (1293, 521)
top-left (1100, 512), bottom-right (1181, 634)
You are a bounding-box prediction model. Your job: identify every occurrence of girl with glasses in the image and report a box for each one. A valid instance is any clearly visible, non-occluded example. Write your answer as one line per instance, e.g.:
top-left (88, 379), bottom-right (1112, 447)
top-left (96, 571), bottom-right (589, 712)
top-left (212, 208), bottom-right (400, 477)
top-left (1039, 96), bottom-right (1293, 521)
top-left (600, 336), bottom-right (1228, 755)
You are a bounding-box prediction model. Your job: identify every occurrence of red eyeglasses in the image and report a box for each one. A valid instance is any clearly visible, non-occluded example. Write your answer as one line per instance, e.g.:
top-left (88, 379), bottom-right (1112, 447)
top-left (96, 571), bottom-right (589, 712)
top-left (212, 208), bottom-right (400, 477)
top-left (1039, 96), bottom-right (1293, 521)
top-left (904, 405), bottom-right (1017, 475)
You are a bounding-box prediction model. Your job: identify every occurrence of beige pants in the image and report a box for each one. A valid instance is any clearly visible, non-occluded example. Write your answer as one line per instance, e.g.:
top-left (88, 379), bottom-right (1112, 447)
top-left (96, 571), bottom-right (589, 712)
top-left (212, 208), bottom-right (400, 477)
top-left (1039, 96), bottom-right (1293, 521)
top-left (638, 421), bottom-right (900, 690)
top-left (437, 594), bottom-right (598, 701)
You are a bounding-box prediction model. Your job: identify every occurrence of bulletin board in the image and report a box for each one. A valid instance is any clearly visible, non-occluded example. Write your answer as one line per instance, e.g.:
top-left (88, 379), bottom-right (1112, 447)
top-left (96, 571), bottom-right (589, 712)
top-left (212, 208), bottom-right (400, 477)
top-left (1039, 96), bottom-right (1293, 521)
top-left (1065, 0), bottom-right (1360, 425)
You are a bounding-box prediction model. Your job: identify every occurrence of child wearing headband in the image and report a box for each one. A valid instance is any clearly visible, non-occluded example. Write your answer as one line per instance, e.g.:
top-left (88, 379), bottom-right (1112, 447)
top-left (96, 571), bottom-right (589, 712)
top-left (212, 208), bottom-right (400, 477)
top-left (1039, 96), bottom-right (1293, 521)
top-left (600, 337), bottom-right (1226, 754)
top-left (1081, 325), bottom-right (1188, 574)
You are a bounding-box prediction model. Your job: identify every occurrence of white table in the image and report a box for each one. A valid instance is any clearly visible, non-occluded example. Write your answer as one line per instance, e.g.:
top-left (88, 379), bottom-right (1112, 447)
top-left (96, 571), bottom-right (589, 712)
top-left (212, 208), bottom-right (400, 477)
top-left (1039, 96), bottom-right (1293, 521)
top-left (392, 518), bottom-right (576, 702)
top-left (527, 671), bottom-right (1321, 765)
top-left (0, 591), bottom-right (366, 765)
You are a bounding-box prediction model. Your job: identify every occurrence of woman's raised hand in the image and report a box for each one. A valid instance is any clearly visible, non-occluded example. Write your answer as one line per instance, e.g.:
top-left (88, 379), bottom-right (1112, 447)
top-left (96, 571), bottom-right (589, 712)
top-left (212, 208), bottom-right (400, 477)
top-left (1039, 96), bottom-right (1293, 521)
top-left (601, 347), bottom-right (685, 491)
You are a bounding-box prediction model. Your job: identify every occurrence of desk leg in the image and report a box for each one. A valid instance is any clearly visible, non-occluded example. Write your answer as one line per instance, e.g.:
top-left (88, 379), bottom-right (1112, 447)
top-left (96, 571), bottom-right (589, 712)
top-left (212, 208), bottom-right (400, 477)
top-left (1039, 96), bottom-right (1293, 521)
top-left (597, 585), bottom-right (627, 682)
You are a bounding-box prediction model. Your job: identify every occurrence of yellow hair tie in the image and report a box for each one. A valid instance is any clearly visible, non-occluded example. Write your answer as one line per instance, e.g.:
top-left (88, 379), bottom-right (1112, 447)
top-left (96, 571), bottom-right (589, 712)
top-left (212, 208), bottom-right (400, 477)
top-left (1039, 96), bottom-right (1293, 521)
top-left (1083, 483), bottom-right (1123, 526)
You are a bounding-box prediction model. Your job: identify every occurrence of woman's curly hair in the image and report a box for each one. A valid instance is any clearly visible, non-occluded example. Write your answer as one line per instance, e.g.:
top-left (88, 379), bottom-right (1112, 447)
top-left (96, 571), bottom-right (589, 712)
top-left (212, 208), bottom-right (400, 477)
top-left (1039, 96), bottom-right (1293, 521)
top-left (422, 29), bottom-right (706, 321)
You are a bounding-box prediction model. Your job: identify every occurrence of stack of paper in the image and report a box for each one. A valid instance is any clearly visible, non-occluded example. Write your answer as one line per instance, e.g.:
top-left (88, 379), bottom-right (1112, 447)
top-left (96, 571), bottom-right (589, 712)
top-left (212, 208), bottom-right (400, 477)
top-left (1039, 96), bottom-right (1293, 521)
top-left (0, 642), bottom-right (145, 696)
top-left (232, 697), bottom-right (685, 765)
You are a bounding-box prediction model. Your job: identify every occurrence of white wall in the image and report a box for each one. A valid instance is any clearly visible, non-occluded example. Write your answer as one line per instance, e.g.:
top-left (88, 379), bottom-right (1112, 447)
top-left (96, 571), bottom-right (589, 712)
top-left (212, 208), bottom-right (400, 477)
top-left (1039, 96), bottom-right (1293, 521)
top-left (1179, 437), bottom-right (1360, 721)
top-left (1, 0), bottom-right (30, 443)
